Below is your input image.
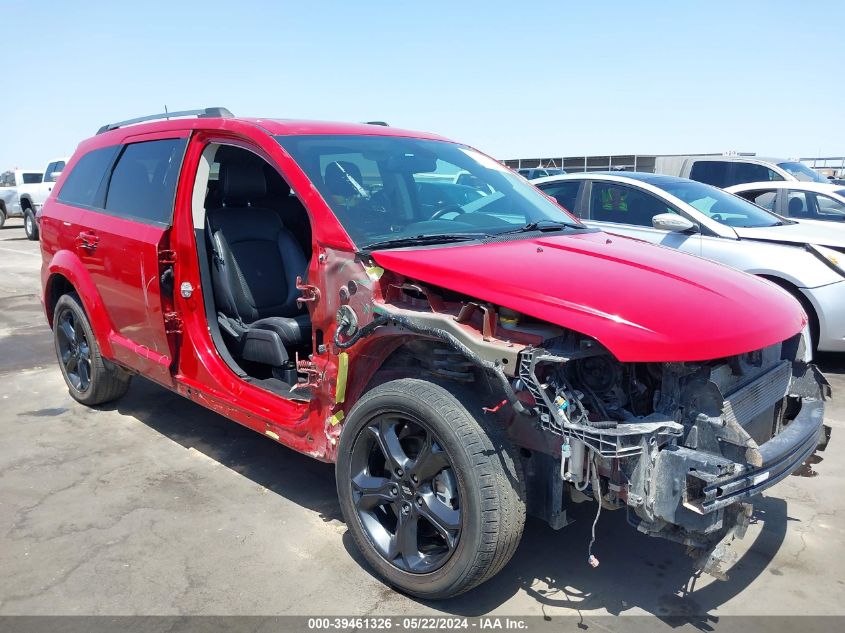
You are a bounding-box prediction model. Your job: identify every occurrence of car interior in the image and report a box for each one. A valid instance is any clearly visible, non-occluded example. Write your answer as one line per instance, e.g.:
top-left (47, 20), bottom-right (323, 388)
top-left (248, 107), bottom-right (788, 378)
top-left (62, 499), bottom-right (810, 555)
top-left (194, 144), bottom-right (315, 398)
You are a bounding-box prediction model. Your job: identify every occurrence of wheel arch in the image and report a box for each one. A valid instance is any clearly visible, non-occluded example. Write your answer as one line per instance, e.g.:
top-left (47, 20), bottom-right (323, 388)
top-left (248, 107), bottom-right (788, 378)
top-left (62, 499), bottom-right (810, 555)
top-left (342, 333), bottom-right (497, 417)
top-left (757, 274), bottom-right (819, 345)
top-left (44, 250), bottom-right (116, 358)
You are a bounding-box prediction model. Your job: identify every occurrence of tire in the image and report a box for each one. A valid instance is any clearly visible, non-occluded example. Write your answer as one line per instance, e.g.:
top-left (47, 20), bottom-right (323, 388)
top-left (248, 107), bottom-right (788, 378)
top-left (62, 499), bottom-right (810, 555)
top-left (0, 207), bottom-right (6, 228)
top-left (24, 208), bottom-right (39, 241)
top-left (336, 378), bottom-right (526, 599)
top-left (53, 293), bottom-right (131, 406)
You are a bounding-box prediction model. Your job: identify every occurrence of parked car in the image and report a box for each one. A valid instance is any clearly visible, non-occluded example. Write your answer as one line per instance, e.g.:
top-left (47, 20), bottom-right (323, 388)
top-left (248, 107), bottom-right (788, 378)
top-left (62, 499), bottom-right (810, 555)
top-left (517, 167), bottom-right (565, 180)
top-left (4, 157), bottom-right (69, 240)
top-left (654, 155), bottom-right (828, 188)
top-left (726, 181), bottom-right (845, 223)
top-left (41, 108), bottom-right (828, 598)
top-left (0, 169), bottom-right (43, 227)
top-left (534, 172), bottom-right (845, 353)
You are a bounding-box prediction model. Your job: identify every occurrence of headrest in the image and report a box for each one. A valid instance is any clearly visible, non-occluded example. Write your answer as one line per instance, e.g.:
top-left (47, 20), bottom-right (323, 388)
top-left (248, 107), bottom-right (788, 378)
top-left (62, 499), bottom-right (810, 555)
top-left (220, 160), bottom-right (267, 206)
top-left (788, 196), bottom-right (804, 213)
top-left (324, 161), bottom-right (364, 197)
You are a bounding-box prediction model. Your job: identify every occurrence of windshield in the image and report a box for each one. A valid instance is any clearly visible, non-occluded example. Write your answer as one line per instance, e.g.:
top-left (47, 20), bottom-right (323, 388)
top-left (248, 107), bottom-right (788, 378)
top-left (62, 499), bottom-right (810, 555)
top-left (276, 135), bottom-right (582, 248)
top-left (660, 180), bottom-right (784, 227)
top-left (778, 162), bottom-right (827, 183)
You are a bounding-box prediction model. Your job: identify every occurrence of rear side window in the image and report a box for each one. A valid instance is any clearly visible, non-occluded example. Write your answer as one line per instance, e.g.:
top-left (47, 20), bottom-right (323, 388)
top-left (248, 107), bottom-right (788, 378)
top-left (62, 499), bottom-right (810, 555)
top-left (539, 181), bottom-right (581, 214)
top-left (689, 161), bottom-right (731, 187)
top-left (57, 146), bottom-right (119, 208)
top-left (105, 139), bottom-right (187, 225)
top-left (737, 188), bottom-right (777, 210)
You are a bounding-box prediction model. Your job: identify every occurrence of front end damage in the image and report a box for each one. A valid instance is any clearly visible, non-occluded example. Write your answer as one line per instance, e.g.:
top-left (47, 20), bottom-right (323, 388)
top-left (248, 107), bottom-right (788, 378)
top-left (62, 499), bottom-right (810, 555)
top-left (518, 336), bottom-right (830, 577)
top-left (347, 281), bottom-right (831, 579)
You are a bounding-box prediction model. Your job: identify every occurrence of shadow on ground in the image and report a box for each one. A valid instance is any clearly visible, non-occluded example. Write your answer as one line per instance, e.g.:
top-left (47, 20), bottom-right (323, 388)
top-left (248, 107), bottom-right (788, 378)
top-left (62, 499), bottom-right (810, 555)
top-left (103, 376), bottom-right (798, 626)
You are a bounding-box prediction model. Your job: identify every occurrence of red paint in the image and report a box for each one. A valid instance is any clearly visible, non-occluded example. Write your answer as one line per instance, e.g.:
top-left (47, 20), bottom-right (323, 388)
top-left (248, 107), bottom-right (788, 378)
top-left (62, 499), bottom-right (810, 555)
top-left (40, 114), bottom-right (806, 466)
top-left (372, 232), bottom-right (806, 362)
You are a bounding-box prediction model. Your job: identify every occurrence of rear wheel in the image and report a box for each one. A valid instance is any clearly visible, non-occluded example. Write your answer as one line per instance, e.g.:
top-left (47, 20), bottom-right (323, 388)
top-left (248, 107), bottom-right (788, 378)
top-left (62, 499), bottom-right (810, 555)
top-left (336, 378), bottom-right (525, 599)
top-left (53, 293), bottom-right (131, 405)
top-left (24, 208), bottom-right (38, 240)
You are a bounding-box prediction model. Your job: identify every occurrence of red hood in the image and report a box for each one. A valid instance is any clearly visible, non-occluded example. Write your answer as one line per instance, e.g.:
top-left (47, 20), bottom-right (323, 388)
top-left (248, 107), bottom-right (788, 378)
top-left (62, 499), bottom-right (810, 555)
top-left (371, 231), bottom-right (805, 362)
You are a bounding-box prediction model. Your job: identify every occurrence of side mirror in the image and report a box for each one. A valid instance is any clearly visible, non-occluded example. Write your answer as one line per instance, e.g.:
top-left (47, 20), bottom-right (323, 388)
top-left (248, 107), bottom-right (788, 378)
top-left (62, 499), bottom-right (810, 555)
top-left (652, 213), bottom-right (697, 233)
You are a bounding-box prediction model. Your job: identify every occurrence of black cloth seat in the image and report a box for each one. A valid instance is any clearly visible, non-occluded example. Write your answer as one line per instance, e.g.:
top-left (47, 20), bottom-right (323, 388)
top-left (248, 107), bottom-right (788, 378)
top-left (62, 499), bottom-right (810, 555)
top-left (207, 161), bottom-right (311, 368)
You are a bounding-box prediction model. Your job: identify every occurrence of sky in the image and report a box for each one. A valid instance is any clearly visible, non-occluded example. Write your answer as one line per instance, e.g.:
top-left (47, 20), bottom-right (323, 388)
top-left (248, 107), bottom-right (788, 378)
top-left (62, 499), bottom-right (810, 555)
top-left (2, 0), bottom-right (844, 170)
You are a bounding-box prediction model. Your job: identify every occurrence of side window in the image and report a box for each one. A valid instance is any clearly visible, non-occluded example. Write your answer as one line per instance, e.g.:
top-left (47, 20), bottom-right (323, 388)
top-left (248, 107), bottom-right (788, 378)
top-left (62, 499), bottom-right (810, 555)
top-left (785, 191), bottom-right (811, 218)
top-left (105, 138), bottom-right (187, 224)
top-left (56, 146), bottom-right (119, 208)
top-left (814, 193), bottom-right (845, 217)
top-left (44, 161), bottom-right (66, 183)
top-left (539, 181), bottom-right (581, 214)
top-left (730, 162), bottom-right (784, 186)
top-left (589, 182), bottom-right (675, 226)
top-left (737, 188), bottom-right (777, 211)
top-left (689, 161), bottom-right (731, 187)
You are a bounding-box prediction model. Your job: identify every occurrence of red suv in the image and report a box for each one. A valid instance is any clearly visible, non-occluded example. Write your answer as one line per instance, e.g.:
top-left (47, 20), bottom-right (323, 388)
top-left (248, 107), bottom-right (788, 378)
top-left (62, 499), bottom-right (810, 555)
top-left (40, 108), bottom-right (829, 598)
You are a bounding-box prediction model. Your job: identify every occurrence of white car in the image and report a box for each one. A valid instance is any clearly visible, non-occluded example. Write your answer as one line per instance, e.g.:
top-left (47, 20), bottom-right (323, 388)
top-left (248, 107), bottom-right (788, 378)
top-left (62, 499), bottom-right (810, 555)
top-left (533, 172), bottom-right (845, 353)
top-left (726, 181), bottom-right (845, 224)
top-left (0, 169), bottom-right (43, 227)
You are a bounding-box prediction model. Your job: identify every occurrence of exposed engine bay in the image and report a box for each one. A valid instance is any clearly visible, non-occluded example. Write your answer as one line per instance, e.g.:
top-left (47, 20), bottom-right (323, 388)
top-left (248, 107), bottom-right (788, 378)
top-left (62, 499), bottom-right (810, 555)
top-left (516, 332), bottom-right (829, 577)
top-left (338, 279), bottom-right (831, 579)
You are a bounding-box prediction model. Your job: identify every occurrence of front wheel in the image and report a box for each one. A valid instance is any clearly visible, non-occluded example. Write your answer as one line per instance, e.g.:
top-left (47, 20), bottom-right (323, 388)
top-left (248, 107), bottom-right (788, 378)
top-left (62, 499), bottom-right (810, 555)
top-left (53, 293), bottom-right (131, 406)
top-left (336, 378), bottom-right (526, 599)
top-left (24, 209), bottom-right (39, 240)
top-left (0, 207), bottom-right (6, 228)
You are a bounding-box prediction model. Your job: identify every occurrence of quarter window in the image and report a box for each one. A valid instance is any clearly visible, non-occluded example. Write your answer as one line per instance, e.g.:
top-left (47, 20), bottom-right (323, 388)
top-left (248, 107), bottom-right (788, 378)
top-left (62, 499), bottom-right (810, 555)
top-left (56, 146), bottom-right (119, 208)
top-left (105, 139), bottom-right (187, 224)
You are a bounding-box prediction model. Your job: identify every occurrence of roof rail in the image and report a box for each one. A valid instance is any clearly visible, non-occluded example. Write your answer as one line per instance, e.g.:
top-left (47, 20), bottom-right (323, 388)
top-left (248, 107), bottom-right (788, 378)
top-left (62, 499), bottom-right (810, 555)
top-left (96, 107), bottom-right (234, 135)
top-left (365, 121), bottom-right (389, 126)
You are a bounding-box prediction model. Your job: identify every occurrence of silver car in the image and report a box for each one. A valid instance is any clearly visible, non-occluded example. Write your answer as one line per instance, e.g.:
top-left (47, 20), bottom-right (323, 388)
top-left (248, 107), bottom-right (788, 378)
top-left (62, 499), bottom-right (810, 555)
top-left (533, 172), bottom-right (845, 353)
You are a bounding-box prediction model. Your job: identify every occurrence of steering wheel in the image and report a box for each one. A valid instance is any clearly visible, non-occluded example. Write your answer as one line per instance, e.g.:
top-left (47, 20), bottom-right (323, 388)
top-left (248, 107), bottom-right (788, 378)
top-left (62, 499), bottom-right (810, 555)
top-left (430, 203), bottom-right (466, 220)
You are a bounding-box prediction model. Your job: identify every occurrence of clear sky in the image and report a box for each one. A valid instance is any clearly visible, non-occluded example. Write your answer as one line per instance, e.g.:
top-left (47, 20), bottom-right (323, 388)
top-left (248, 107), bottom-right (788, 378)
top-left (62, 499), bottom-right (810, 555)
top-left (2, 0), bottom-right (844, 170)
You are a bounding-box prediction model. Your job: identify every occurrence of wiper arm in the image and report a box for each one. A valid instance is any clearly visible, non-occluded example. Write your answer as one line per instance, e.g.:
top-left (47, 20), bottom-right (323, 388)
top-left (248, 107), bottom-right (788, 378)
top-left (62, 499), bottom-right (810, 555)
top-left (361, 233), bottom-right (488, 251)
top-left (497, 219), bottom-right (587, 236)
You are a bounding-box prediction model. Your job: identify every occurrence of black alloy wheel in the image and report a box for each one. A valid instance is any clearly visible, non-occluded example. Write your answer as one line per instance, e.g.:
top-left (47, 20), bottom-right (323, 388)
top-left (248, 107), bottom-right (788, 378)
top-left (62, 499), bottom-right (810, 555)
top-left (336, 378), bottom-right (526, 599)
top-left (55, 306), bottom-right (92, 392)
top-left (350, 415), bottom-right (460, 573)
top-left (52, 293), bottom-right (131, 406)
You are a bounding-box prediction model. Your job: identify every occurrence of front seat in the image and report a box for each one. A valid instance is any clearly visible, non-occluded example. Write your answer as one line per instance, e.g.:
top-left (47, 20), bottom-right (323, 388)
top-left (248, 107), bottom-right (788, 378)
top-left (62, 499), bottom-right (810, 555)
top-left (324, 160), bottom-right (365, 198)
top-left (207, 161), bottom-right (311, 377)
top-left (788, 195), bottom-right (806, 217)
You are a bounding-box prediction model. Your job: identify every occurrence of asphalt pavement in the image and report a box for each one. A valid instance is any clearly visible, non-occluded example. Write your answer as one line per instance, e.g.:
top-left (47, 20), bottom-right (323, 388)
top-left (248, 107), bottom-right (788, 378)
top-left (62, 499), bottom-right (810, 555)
top-left (1, 218), bottom-right (843, 624)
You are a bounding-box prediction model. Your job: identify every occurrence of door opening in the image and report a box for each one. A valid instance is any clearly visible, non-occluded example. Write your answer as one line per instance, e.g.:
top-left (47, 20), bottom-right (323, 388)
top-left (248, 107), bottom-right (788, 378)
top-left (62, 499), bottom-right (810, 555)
top-left (191, 143), bottom-right (314, 399)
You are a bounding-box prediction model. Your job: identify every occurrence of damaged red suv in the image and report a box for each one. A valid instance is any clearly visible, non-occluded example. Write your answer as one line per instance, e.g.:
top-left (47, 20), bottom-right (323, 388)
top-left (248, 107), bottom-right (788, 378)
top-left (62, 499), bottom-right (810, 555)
top-left (40, 108), bottom-right (829, 598)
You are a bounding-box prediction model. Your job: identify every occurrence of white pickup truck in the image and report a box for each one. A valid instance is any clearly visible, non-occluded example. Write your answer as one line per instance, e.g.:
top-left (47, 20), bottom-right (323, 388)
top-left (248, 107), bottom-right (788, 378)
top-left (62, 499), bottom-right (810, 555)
top-left (0, 157), bottom-right (68, 239)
